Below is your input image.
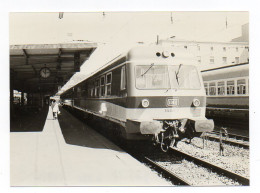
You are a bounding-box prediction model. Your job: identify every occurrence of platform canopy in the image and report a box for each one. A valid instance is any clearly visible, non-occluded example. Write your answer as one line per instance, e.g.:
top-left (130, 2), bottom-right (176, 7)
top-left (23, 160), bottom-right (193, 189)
top-left (10, 42), bottom-right (97, 95)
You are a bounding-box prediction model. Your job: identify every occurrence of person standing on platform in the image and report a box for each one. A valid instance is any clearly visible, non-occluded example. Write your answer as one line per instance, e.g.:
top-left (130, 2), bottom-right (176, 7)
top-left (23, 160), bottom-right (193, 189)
top-left (52, 100), bottom-right (60, 120)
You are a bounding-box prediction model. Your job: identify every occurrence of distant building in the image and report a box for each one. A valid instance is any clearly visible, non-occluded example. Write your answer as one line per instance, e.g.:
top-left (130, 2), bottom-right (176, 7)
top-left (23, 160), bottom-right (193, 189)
top-left (231, 23), bottom-right (249, 43)
top-left (158, 40), bottom-right (249, 67)
top-left (157, 23), bottom-right (249, 68)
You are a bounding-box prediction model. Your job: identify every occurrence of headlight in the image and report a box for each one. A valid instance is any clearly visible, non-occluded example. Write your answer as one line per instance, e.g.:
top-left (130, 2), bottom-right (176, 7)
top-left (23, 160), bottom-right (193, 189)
top-left (193, 98), bottom-right (200, 107)
top-left (142, 99), bottom-right (150, 108)
top-left (162, 51), bottom-right (170, 58)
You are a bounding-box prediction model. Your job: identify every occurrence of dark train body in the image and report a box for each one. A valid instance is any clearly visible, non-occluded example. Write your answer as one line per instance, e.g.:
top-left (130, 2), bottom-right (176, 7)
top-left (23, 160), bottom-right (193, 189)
top-left (202, 63), bottom-right (249, 121)
top-left (61, 45), bottom-right (214, 151)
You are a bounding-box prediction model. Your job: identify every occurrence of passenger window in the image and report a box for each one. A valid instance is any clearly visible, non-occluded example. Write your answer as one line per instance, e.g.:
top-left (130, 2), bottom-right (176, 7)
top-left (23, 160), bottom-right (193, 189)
top-left (237, 79), bottom-right (246, 95)
top-left (106, 73), bottom-right (112, 96)
top-left (204, 83), bottom-right (208, 95)
top-left (217, 81), bottom-right (225, 95)
top-left (121, 66), bottom-right (126, 90)
top-left (227, 80), bottom-right (235, 95)
top-left (90, 81), bottom-right (95, 97)
top-left (95, 79), bottom-right (100, 97)
top-left (77, 87), bottom-right (81, 97)
top-left (100, 76), bottom-right (105, 97)
top-left (209, 82), bottom-right (216, 96)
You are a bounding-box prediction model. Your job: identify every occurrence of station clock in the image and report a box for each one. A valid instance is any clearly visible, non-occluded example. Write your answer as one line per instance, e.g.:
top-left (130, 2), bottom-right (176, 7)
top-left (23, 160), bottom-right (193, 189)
top-left (40, 67), bottom-right (51, 78)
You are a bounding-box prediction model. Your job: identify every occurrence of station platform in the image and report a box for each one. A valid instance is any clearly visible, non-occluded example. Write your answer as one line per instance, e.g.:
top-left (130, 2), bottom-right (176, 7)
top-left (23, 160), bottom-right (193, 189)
top-left (10, 106), bottom-right (170, 186)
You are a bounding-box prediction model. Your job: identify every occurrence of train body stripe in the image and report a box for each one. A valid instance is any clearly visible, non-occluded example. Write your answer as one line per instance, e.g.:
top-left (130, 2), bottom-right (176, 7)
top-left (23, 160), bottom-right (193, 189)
top-left (71, 99), bottom-right (206, 124)
top-left (80, 96), bottom-right (206, 108)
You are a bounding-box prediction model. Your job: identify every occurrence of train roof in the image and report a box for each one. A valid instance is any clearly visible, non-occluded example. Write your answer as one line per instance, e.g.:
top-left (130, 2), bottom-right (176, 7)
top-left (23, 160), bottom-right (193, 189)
top-left (202, 63), bottom-right (249, 81)
top-left (60, 45), bottom-right (199, 95)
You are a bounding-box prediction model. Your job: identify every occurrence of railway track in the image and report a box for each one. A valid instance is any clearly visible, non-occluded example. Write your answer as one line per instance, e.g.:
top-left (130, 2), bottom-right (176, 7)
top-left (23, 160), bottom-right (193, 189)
top-left (144, 157), bottom-right (191, 185)
top-left (204, 131), bottom-right (249, 149)
top-left (168, 147), bottom-right (249, 185)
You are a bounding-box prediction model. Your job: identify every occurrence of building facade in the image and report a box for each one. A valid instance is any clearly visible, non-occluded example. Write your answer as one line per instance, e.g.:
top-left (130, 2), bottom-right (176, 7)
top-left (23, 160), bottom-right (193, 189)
top-left (158, 40), bottom-right (249, 67)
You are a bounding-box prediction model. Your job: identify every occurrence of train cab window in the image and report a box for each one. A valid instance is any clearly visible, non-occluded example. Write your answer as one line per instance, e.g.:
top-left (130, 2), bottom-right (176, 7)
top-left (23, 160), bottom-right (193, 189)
top-left (120, 66), bottom-right (126, 90)
top-left (204, 83), bottom-right (209, 95)
top-left (100, 76), bottom-right (105, 97)
top-left (95, 79), bottom-right (100, 97)
top-left (227, 80), bottom-right (235, 95)
top-left (217, 81), bottom-right (225, 95)
top-left (237, 79), bottom-right (246, 95)
top-left (106, 73), bottom-right (112, 96)
top-left (209, 82), bottom-right (216, 95)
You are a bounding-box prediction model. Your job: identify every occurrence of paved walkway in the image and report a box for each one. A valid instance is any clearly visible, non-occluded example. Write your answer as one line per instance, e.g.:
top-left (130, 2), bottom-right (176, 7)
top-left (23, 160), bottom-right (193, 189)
top-left (10, 106), bottom-right (171, 186)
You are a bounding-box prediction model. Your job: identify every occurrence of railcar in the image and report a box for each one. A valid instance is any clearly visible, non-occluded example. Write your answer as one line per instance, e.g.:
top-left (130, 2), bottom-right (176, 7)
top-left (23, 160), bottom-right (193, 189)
top-left (202, 63), bottom-right (249, 121)
top-left (61, 45), bottom-right (214, 151)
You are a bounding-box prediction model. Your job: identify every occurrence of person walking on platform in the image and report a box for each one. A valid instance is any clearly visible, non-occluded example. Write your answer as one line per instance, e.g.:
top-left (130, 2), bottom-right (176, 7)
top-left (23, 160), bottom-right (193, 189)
top-left (52, 100), bottom-right (60, 120)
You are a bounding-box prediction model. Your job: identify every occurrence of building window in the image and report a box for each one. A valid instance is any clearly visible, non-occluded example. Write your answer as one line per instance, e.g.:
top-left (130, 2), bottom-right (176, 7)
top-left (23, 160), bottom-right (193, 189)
top-left (198, 46), bottom-right (200, 51)
top-left (235, 57), bottom-right (239, 64)
top-left (236, 47), bottom-right (239, 52)
top-left (210, 56), bottom-right (214, 64)
top-left (227, 80), bottom-right (235, 95)
top-left (217, 81), bottom-right (225, 95)
top-left (209, 82), bottom-right (216, 95)
top-left (184, 45), bottom-right (187, 49)
top-left (197, 56), bottom-right (201, 64)
top-left (210, 47), bottom-right (214, 51)
top-left (222, 57), bottom-right (227, 64)
top-left (223, 47), bottom-right (226, 52)
top-left (100, 76), bottom-right (105, 97)
top-left (106, 73), bottom-right (112, 96)
top-left (237, 79), bottom-right (246, 95)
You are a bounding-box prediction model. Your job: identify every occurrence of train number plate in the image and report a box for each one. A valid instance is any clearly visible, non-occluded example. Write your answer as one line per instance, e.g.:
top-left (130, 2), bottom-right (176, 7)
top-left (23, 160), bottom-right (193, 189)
top-left (167, 98), bottom-right (179, 107)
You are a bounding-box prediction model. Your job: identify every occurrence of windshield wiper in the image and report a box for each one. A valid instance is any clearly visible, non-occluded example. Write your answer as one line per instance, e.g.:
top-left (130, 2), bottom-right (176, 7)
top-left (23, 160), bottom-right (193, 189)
top-left (140, 63), bottom-right (154, 77)
top-left (175, 63), bottom-right (183, 85)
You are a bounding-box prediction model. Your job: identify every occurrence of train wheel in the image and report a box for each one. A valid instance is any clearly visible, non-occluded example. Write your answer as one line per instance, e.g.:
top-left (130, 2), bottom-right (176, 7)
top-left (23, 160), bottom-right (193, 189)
top-left (160, 131), bottom-right (175, 152)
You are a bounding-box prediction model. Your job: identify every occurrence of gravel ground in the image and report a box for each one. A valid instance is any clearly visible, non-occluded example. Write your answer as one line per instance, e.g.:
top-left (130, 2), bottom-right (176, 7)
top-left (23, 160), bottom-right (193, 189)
top-left (158, 159), bottom-right (240, 186)
top-left (175, 137), bottom-right (249, 178)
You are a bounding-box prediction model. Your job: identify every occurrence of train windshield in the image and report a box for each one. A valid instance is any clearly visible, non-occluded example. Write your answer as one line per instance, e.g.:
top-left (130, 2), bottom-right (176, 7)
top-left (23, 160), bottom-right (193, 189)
top-left (135, 65), bottom-right (201, 89)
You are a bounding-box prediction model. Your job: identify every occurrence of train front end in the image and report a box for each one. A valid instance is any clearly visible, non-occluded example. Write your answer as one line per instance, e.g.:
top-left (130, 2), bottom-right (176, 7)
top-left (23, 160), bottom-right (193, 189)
top-left (125, 46), bottom-right (214, 151)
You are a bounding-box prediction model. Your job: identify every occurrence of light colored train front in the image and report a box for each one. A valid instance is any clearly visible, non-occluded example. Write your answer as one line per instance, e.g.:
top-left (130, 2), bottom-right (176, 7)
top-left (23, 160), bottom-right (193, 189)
top-left (127, 46), bottom-right (214, 151)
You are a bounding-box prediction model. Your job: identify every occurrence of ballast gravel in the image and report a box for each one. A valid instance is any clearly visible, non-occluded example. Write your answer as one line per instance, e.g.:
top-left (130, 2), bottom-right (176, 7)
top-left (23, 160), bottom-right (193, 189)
top-left (175, 137), bottom-right (249, 178)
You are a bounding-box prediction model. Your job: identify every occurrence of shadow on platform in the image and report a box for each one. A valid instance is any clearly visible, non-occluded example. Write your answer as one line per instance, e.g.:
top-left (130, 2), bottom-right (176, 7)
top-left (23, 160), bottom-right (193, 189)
top-left (10, 105), bottom-right (49, 132)
top-left (57, 107), bottom-right (123, 152)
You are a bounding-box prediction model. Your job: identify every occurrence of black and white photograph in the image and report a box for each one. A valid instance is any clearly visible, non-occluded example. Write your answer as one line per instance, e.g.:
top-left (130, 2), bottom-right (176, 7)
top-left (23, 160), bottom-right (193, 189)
top-left (1, 1), bottom-right (260, 192)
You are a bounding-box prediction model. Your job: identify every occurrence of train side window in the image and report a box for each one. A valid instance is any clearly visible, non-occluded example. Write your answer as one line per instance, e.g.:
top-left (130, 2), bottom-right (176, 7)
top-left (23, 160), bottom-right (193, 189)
top-left (209, 82), bottom-right (216, 96)
top-left (77, 87), bottom-right (81, 98)
top-left (121, 66), bottom-right (126, 90)
top-left (204, 83), bottom-right (208, 95)
top-left (90, 81), bottom-right (95, 97)
top-left (227, 80), bottom-right (235, 95)
top-left (237, 79), bottom-right (246, 95)
top-left (100, 76), bottom-right (105, 97)
top-left (217, 81), bottom-right (225, 95)
top-left (95, 79), bottom-right (100, 97)
top-left (106, 72), bottom-right (112, 96)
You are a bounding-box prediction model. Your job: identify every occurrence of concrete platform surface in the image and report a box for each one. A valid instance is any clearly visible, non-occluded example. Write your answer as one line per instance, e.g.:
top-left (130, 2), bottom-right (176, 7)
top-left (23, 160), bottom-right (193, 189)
top-left (10, 106), bottom-right (171, 186)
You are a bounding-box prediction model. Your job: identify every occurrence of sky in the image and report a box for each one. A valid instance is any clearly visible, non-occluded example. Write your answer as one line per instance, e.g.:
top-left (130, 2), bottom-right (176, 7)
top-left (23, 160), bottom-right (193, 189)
top-left (9, 12), bottom-right (248, 45)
